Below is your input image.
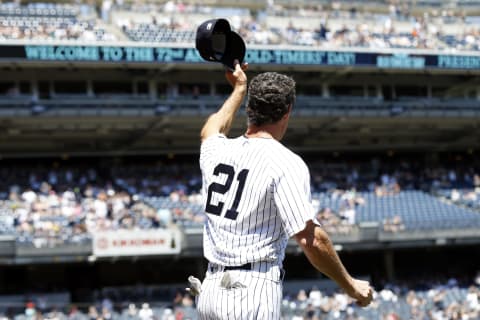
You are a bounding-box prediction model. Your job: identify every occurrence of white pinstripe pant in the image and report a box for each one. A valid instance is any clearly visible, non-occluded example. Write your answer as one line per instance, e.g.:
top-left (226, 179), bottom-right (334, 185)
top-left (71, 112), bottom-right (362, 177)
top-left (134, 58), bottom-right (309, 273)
top-left (197, 262), bottom-right (283, 320)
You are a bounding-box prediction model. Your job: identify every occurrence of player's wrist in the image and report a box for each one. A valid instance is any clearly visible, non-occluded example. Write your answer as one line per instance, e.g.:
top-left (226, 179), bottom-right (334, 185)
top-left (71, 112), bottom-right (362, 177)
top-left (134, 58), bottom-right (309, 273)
top-left (233, 84), bottom-right (247, 94)
top-left (342, 276), bottom-right (358, 298)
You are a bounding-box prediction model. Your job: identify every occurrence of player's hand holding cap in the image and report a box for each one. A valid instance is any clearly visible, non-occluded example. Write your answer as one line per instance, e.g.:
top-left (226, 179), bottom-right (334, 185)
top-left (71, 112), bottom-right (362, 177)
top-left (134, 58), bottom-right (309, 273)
top-left (195, 18), bottom-right (246, 71)
top-left (185, 275), bottom-right (202, 296)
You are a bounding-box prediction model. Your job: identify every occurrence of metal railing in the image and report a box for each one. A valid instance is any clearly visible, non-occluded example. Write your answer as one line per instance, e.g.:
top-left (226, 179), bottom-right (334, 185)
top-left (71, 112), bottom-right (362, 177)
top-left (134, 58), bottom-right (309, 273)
top-left (1, 95), bottom-right (479, 117)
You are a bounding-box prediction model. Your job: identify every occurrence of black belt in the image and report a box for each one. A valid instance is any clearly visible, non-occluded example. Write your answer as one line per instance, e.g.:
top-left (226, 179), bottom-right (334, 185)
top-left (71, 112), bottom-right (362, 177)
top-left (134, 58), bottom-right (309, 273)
top-left (224, 263), bottom-right (252, 271)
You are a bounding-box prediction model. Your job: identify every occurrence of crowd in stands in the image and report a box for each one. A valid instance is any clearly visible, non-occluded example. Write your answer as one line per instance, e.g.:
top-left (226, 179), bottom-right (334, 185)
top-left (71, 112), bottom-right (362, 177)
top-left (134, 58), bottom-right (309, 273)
top-left (314, 189), bottom-right (365, 235)
top-left (111, 163), bottom-right (201, 198)
top-left (113, 0), bottom-right (480, 50)
top-left (0, 156), bottom-right (478, 244)
top-left (2, 274), bottom-right (479, 319)
top-left (0, 165), bottom-right (164, 247)
top-left (309, 157), bottom-right (480, 192)
top-left (282, 275), bottom-right (480, 319)
top-left (0, 2), bottom-right (116, 41)
top-left (1, 1), bottom-right (480, 51)
top-left (436, 186), bottom-right (480, 211)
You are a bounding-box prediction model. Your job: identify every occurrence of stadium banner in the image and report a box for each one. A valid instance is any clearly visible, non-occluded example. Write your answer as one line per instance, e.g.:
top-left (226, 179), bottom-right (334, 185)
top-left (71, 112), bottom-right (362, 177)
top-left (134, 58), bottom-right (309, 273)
top-left (92, 229), bottom-right (182, 257)
top-left (0, 44), bottom-right (479, 70)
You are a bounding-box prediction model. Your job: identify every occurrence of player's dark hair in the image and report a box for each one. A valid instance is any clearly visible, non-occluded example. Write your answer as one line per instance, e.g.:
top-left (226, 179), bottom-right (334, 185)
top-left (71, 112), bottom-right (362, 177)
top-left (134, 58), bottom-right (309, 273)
top-left (246, 72), bottom-right (296, 126)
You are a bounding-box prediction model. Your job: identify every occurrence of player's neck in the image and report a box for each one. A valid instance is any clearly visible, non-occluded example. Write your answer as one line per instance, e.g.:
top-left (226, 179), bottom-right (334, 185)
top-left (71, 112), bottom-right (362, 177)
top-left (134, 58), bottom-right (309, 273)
top-left (245, 125), bottom-right (279, 140)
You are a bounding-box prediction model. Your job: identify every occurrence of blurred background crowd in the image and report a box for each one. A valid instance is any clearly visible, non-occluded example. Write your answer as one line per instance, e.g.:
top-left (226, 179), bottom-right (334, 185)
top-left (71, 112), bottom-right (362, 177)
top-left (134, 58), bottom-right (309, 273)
top-left (0, 1), bottom-right (479, 51)
top-left (0, 156), bottom-right (478, 247)
top-left (4, 273), bottom-right (479, 320)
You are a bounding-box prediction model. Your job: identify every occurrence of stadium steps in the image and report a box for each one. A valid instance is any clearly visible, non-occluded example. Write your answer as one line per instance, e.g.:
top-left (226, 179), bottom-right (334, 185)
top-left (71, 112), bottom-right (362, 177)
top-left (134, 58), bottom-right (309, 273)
top-left (99, 19), bottom-right (130, 41)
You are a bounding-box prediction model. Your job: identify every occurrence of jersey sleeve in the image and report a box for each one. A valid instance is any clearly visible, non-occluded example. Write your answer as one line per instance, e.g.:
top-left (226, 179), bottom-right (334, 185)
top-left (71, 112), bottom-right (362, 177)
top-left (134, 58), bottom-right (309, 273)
top-left (199, 134), bottom-right (226, 171)
top-left (273, 156), bottom-right (316, 237)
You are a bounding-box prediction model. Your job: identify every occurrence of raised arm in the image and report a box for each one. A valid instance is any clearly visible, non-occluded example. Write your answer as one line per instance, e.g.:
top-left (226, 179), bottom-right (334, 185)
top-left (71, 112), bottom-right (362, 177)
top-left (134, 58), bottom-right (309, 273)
top-left (294, 220), bottom-right (373, 307)
top-left (200, 61), bottom-right (248, 142)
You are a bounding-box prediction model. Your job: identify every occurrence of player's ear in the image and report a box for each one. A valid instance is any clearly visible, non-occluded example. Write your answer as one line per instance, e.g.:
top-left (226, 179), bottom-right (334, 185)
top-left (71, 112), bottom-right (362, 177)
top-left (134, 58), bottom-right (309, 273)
top-left (282, 104), bottom-right (292, 120)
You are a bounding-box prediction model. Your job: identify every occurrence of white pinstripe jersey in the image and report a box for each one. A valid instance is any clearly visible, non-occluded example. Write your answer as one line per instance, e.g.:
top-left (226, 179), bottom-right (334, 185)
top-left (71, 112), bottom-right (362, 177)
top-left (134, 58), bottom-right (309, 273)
top-left (200, 134), bottom-right (315, 267)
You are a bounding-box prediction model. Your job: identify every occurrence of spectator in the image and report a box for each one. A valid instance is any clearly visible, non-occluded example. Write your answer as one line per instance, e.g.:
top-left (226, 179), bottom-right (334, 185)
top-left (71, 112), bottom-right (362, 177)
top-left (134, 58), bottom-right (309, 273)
top-left (87, 305), bottom-right (99, 320)
top-left (125, 304), bottom-right (137, 318)
top-left (383, 215), bottom-right (406, 233)
top-left (138, 303), bottom-right (153, 320)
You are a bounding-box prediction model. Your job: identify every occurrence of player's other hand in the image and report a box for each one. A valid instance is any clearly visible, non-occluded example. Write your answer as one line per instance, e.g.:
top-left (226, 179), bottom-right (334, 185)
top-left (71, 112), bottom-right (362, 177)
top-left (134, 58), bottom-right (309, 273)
top-left (348, 278), bottom-right (374, 307)
top-left (185, 275), bottom-right (202, 296)
top-left (225, 59), bottom-right (248, 89)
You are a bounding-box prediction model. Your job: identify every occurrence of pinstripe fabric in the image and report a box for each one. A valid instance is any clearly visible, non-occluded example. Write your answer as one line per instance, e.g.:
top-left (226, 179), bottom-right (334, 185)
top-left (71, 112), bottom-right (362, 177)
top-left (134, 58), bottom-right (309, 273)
top-left (198, 134), bottom-right (315, 319)
top-left (197, 263), bottom-right (283, 320)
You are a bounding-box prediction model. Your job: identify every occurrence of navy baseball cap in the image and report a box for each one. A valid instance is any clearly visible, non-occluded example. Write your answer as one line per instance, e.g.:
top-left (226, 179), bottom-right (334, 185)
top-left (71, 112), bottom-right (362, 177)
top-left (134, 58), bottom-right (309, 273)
top-left (195, 18), bottom-right (246, 70)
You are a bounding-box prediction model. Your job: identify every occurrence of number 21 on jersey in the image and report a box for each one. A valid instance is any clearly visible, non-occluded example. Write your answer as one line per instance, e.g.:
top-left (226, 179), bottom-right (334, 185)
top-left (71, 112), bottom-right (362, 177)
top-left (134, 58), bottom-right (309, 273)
top-left (205, 163), bottom-right (249, 220)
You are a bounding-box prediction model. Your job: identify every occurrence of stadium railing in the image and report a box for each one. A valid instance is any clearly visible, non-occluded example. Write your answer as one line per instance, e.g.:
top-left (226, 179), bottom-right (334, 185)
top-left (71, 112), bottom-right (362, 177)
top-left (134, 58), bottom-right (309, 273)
top-left (2, 95), bottom-right (480, 118)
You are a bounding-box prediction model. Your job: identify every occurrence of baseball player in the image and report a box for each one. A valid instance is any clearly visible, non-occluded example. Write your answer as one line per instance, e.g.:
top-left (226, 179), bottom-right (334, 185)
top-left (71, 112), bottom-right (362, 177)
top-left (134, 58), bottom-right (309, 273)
top-left (194, 61), bottom-right (373, 319)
